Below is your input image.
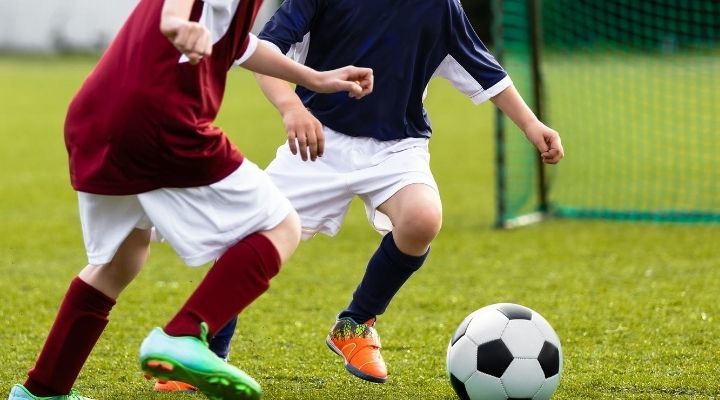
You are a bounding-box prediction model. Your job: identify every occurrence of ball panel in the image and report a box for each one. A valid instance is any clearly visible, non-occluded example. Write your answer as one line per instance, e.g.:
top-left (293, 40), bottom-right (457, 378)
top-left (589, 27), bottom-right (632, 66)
top-left (537, 341), bottom-right (560, 378)
top-left (501, 359), bottom-right (545, 399)
top-left (532, 375), bottom-right (561, 400)
top-left (501, 320), bottom-right (545, 358)
top-left (451, 311), bottom-right (477, 346)
top-left (465, 371), bottom-right (508, 400)
top-left (476, 339), bottom-right (514, 378)
top-left (529, 311), bottom-right (561, 348)
top-left (464, 309), bottom-right (509, 345)
top-left (495, 303), bottom-right (532, 320)
top-left (447, 335), bottom-right (479, 381)
top-left (449, 373), bottom-right (472, 400)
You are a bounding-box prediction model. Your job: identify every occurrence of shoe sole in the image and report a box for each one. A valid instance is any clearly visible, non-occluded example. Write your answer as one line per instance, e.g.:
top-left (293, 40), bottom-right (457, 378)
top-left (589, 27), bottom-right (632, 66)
top-left (325, 337), bottom-right (387, 384)
top-left (154, 381), bottom-right (197, 393)
top-left (141, 356), bottom-right (261, 400)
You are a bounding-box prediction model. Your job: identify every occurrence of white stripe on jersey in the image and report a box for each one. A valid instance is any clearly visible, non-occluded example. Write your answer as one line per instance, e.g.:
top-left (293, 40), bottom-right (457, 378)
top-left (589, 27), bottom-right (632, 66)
top-left (428, 55), bottom-right (513, 105)
top-left (287, 33), bottom-right (311, 64)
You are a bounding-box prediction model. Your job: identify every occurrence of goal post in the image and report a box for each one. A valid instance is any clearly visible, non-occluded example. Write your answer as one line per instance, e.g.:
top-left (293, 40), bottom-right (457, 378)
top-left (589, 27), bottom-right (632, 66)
top-left (493, 0), bottom-right (720, 227)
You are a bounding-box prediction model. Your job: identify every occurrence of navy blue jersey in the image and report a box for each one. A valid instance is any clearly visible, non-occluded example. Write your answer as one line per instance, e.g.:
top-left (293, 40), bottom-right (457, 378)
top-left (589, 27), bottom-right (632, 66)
top-left (259, 0), bottom-right (511, 141)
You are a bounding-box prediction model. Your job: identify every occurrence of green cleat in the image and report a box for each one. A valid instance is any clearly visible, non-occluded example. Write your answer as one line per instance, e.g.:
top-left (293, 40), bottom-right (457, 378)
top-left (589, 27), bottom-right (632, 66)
top-left (139, 323), bottom-right (261, 400)
top-left (7, 385), bottom-right (92, 400)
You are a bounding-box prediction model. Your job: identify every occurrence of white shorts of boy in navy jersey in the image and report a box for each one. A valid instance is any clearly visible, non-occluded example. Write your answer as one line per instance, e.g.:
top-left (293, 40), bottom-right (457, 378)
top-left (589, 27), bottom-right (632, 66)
top-left (78, 159), bottom-right (292, 267)
top-left (265, 127), bottom-right (439, 239)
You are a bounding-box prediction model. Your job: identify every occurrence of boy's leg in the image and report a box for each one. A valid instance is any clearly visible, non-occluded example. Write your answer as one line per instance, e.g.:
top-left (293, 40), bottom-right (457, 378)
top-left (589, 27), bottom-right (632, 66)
top-left (153, 312), bottom-right (239, 392)
top-left (209, 316), bottom-right (238, 361)
top-left (139, 211), bottom-right (300, 399)
top-left (162, 211), bottom-right (299, 338)
top-left (328, 184), bottom-right (441, 383)
top-left (135, 160), bottom-right (298, 399)
top-left (23, 228), bottom-right (151, 397)
top-left (342, 183), bottom-right (441, 320)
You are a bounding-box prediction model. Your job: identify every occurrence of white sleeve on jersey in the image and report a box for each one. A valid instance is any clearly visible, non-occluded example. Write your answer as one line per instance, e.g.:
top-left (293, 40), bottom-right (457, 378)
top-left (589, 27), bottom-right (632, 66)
top-left (432, 55), bottom-right (513, 105)
top-left (181, 0), bottom-right (241, 64)
top-left (286, 33), bottom-right (310, 64)
top-left (234, 33), bottom-right (259, 65)
top-left (199, 0), bottom-right (240, 44)
top-left (259, 34), bottom-right (311, 65)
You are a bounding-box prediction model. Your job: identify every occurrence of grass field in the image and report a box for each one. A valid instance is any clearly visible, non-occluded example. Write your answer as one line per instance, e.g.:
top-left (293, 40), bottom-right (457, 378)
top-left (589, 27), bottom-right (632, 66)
top-left (1, 56), bottom-right (719, 399)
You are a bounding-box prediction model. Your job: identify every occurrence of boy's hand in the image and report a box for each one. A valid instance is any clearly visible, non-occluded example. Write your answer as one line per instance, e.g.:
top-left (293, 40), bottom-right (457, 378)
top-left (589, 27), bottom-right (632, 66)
top-left (282, 106), bottom-right (325, 161)
top-left (160, 17), bottom-right (212, 65)
top-left (310, 66), bottom-right (374, 99)
top-left (524, 121), bottom-right (564, 164)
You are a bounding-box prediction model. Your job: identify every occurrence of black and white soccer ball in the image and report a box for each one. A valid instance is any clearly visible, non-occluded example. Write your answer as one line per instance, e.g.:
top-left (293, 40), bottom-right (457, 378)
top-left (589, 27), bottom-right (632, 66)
top-left (446, 303), bottom-right (563, 400)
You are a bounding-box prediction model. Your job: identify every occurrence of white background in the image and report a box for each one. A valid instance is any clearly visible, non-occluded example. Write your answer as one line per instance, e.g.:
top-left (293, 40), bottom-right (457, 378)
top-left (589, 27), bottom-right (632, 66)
top-left (0, 0), bottom-right (278, 52)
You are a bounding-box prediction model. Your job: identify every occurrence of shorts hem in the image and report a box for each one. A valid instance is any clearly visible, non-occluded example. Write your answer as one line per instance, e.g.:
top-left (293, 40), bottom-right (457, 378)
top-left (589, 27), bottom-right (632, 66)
top-left (299, 216), bottom-right (342, 240)
top-left (180, 202), bottom-right (292, 267)
top-left (368, 178), bottom-right (439, 211)
top-left (87, 254), bottom-right (114, 266)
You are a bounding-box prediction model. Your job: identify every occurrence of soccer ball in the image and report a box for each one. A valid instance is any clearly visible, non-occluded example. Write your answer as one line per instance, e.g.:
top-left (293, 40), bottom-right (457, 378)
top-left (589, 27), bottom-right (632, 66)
top-left (446, 303), bottom-right (563, 400)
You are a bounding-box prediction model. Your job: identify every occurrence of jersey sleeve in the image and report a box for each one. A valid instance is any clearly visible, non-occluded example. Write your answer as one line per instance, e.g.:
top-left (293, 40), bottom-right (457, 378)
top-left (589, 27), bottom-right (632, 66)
top-left (234, 33), bottom-right (259, 65)
top-left (442, 0), bottom-right (512, 104)
top-left (257, 0), bottom-right (320, 54)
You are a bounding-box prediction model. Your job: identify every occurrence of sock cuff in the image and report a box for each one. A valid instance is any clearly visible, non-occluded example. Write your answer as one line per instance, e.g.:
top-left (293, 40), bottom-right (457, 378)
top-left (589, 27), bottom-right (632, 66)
top-left (242, 233), bottom-right (282, 278)
top-left (380, 232), bottom-right (429, 271)
top-left (70, 277), bottom-right (116, 313)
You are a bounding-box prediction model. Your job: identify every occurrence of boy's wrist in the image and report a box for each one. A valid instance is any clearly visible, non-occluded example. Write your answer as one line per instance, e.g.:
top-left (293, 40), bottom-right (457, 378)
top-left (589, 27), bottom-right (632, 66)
top-left (278, 102), bottom-right (306, 117)
top-left (519, 117), bottom-right (542, 133)
top-left (300, 69), bottom-right (323, 93)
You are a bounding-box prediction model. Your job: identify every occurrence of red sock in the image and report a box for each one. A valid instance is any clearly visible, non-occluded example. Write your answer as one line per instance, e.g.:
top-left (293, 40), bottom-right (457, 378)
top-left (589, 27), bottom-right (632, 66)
top-left (25, 277), bottom-right (115, 397)
top-left (164, 233), bottom-right (281, 338)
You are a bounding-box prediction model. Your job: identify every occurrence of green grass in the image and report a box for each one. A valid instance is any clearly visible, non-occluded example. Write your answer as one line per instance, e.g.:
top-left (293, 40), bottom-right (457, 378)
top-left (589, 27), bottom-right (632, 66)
top-left (1, 56), bottom-right (719, 399)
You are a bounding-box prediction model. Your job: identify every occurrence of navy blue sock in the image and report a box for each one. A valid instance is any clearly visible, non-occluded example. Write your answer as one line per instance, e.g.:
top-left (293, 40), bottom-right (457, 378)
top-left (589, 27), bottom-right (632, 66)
top-left (339, 232), bottom-right (429, 323)
top-left (209, 315), bottom-right (238, 360)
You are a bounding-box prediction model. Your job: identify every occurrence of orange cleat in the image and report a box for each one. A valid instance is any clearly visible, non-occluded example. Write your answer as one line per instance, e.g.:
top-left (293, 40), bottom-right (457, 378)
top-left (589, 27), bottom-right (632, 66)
top-left (325, 318), bottom-right (387, 383)
top-left (153, 380), bottom-right (197, 393)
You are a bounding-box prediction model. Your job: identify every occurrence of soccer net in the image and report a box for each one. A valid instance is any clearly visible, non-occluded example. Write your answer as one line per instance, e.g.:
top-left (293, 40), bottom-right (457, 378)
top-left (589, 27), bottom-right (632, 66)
top-left (493, 0), bottom-right (720, 227)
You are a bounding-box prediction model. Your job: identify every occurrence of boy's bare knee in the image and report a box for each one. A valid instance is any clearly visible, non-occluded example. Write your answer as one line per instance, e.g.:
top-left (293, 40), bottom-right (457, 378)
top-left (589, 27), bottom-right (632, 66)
top-left (396, 205), bottom-right (443, 245)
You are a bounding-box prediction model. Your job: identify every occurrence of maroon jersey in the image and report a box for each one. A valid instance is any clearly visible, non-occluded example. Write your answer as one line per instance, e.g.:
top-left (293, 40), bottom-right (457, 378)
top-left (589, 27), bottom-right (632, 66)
top-left (65, 0), bottom-right (263, 195)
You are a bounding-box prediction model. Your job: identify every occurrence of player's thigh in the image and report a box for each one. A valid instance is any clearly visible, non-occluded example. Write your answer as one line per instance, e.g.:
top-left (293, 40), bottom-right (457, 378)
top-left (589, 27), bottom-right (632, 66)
top-left (77, 192), bottom-right (152, 266)
top-left (138, 160), bottom-right (293, 267)
top-left (356, 143), bottom-right (441, 235)
top-left (266, 142), bottom-right (354, 239)
top-left (258, 208), bottom-right (301, 264)
top-left (78, 227), bottom-right (151, 298)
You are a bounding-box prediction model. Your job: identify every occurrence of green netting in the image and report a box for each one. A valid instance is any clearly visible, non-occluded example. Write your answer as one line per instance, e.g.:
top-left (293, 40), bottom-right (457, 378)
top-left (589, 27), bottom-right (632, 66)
top-left (494, 0), bottom-right (720, 225)
top-left (492, 0), bottom-right (543, 227)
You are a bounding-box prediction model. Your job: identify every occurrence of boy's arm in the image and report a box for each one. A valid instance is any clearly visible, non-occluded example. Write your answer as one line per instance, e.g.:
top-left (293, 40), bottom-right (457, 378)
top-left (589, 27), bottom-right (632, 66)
top-left (491, 85), bottom-right (564, 164)
top-left (255, 71), bottom-right (325, 161)
top-left (160, 0), bottom-right (212, 65)
top-left (242, 41), bottom-right (374, 162)
top-left (241, 40), bottom-right (373, 99)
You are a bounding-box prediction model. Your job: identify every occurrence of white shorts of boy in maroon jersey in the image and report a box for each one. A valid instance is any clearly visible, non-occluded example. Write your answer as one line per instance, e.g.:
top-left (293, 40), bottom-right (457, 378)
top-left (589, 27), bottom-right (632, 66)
top-left (79, 159), bottom-right (291, 267)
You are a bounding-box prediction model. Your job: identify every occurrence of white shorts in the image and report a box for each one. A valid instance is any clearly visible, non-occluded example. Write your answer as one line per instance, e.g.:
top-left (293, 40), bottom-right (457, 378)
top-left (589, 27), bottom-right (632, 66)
top-left (265, 127), bottom-right (438, 239)
top-left (78, 160), bottom-right (292, 267)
